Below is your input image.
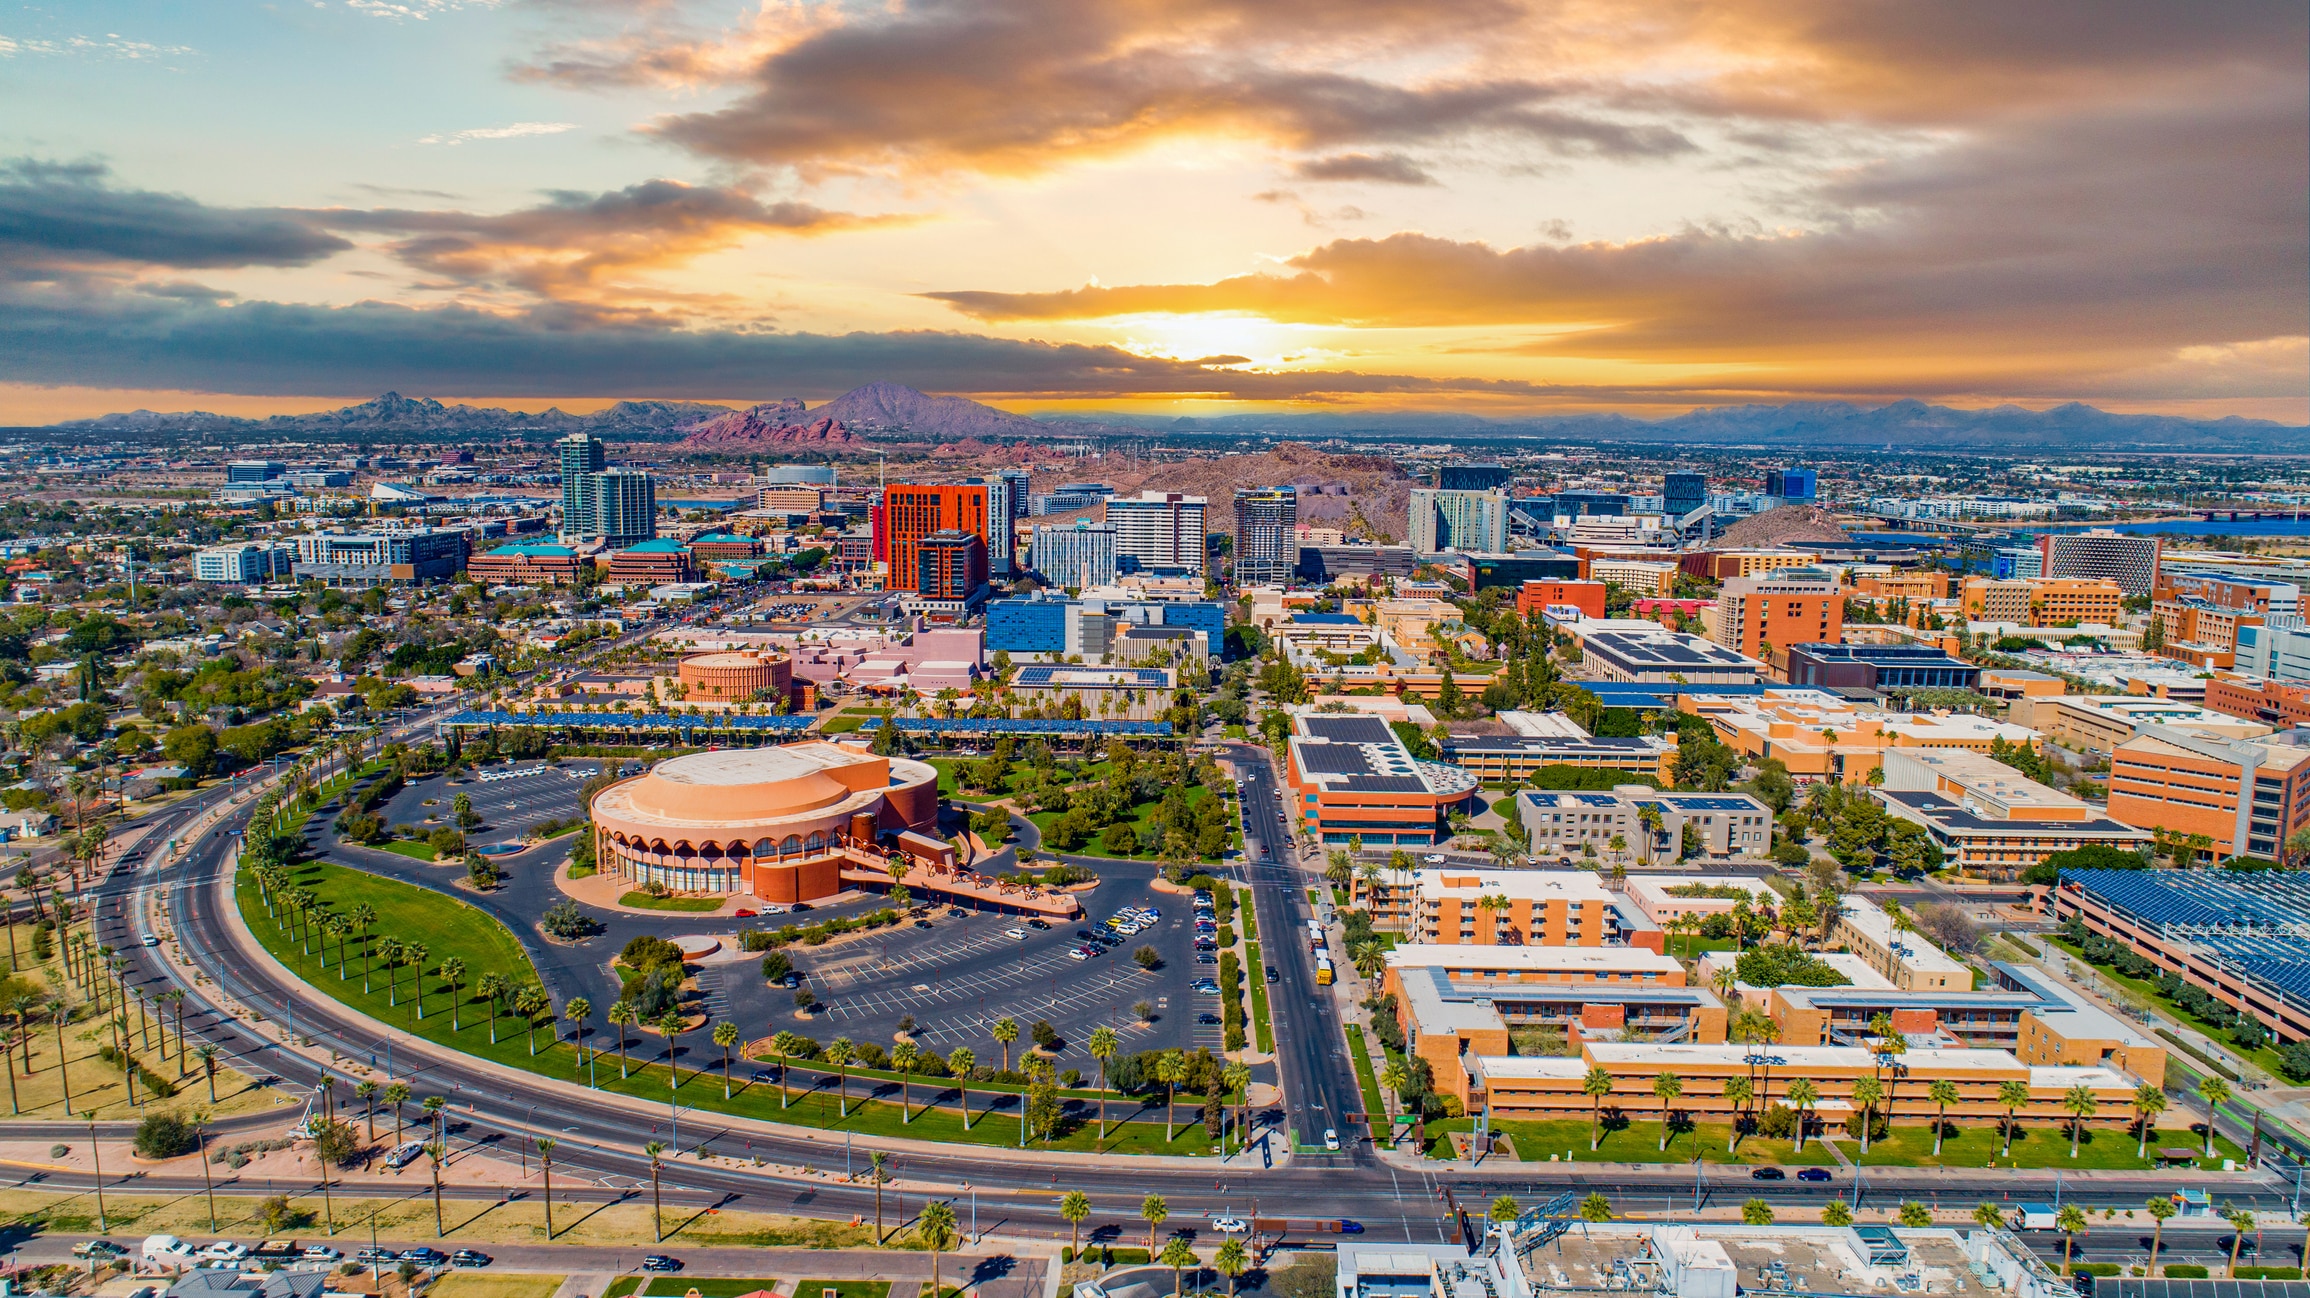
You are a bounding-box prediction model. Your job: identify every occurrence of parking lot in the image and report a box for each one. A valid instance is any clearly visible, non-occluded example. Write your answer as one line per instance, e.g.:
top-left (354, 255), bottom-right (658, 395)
top-left (745, 864), bottom-right (1219, 1067)
top-left (379, 763), bottom-right (599, 845)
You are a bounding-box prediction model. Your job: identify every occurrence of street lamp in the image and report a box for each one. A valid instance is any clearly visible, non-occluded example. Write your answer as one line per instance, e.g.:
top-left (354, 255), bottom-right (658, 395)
top-left (85, 1109), bottom-right (108, 1233)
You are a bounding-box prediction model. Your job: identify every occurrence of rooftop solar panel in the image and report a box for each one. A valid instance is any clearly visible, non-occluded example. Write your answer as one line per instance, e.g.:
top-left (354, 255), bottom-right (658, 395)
top-left (1298, 744), bottom-right (1375, 776)
top-left (1342, 775), bottom-right (1428, 793)
top-left (1302, 714), bottom-right (1396, 744)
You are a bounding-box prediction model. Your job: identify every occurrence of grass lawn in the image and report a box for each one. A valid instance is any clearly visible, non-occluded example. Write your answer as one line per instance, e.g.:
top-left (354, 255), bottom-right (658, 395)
top-left (819, 715), bottom-right (867, 735)
top-left (1666, 934), bottom-right (1735, 959)
top-left (1845, 1120), bottom-right (2247, 1171)
top-left (616, 891), bottom-right (726, 912)
top-left (239, 857), bottom-right (1217, 1155)
top-left (379, 839), bottom-right (441, 862)
top-left (2048, 936), bottom-right (2295, 1081)
top-left (799, 1283), bottom-right (894, 1298)
top-left (1428, 1116), bottom-right (1844, 1165)
top-left (639, 1282), bottom-right (793, 1298)
top-left (1245, 942), bottom-right (1273, 1053)
top-left (428, 1275), bottom-right (565, 1298)
top-left (1342, 1024), bottom-right (1386, 1121)
top-left (1026, 784), bottom-right (1226, 862)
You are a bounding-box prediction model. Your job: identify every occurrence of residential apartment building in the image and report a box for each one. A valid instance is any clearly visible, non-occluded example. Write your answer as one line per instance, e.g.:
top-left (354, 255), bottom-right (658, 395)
top-left (1407, 488), bottom-right (1510, 555)
top-left (1515, 787), bottom-right (1772, 862)
top-left (1706, 569), bottom-right (1843, 665)
top-left (574, 468), bottom-right (657, 547)
top-left (687, 532), bottom-right (763, 561)
top-left (193, 542), bottom-right (293, 584)
top-left (2159, 568), bottom-right (2300, 619)
top-left (1586, 556), bottom-right (1679, 596)
top-left (974, 469), bottom-right (1030, 576)
top-left (880, 482), bottom-right (990, 593)
top-left (1029, 520), bottom-right (1118, 590)
top-left (2151, 595), bottom-right (2263, 669)
top-left (2040, 529), bottom-right (2161, 596)
top-left (1873, 748), bottom-right (2150, 877)
top-left (1350, 870), bottom-right (1640, 946)
top-left (755, 484), bottom-right (825, 513)
top-left (1850, 571), bottom-right (1951, 602)
top-left (291, 529), bottom-right (467, 586)
top-left (915, 529), bottom-right (989, 602)
top-left (2106, 726), bottom-right (2310, 861)
top-left (1107, 491), bottom-right (1208, 577)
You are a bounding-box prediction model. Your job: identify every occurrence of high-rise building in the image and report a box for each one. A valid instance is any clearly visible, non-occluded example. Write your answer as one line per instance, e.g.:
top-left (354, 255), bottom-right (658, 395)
top-left (1231, 487), bottom-right (1298, 587)
top-left (882, 483), bottom-right (991, 592)
top-left (580, 468), bottom-right (658, 547)
top-left (917, 529), bottom-right (989, 601)
top-left (1106, 491), bottom-right (1208, 576)
top-left (2040, 529), bottom-right (2161, 597)
top-left (1992, 546), bottom-right (2044, 580)
top-left (967, 470), bottom-right (1031, 576)
top-left (193, 542), bottom-right (293, 583)
top-left (1765, 468), bottom-right (1818, 502)
top-left (1707, 569), bottom-right (1843, 667)
top-left (1030, 520), bottom-right (1118, 590)
top-left (1663, 473), bottom-right (1708, 518)
top-left (1408, 488), bottom-right (1510, 554)
top-left (557, 434), bottom-right (607, 537)
top-left (1438, 463), bottom-right (1512, 492)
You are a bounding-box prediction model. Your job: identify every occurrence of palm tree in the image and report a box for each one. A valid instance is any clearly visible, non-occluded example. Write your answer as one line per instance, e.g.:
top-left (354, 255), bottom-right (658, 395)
top-left (1898, 1203), bottom-right (1933, 1229)
top-left (1224, 1061), bottom-right (1253, 1155)
top-left (1721, 1076), bottom-right (1753, 1152)
top-left (868, 1150), bottom-right (888, 1242)
top-left (1973, 1203), bottom-right (2004, 1231)
top-left (1998, 1079), bottom-right (2030, 1157)
top-left (535, 1138), bottom-right (556, 1238)
top-left (948, 1047), bottom-right (976, 1128)
top-left (1159, 1237), bottom-right (1198, 1298)
top-left (609, 1000), bottom-right (637, 1078)
top-left (1851, 1075), bottom-right (1884, 1154)
top-left (1654, 1072), bottom-right (1683, 1152)
top-left (515, 985), bottom-right (550, 1055)
top-left (1926, 1078), bottom-right (1959, 1156)
top-left (355, 1080), bottom-right (378, 1141)
top-left (1088, 1026), bottom-right (1119, 1138)
top-left (2056, 1205), bottom-right (2087, 1275)
top-left (1215, 1237), bottom-right (1249, 1297)
top-left (1581, 1065), bottom-right (1615, 1149)
top-left (992, 1017), bottom-right (1019, 1073)
top-left (566, 997), bottom-right (592, 1070)
top-left (2224, 1210), bottom-right (2255, 1278)
top-left (2133, 1083), bottom-right (2168, 1159)
top-left (769, 1031), bottom-right (801, 1109)
top-left (2197, 1077), bottom-right (2230, 1156)
top-left (404, 942), bottom-right (430, 1018)
top-left (1141, 1192), bottom-right (1168, 1251)
top-left (657, 1010), bottom-right (686, 1082)
top-left (475, 974), bottom-right (508, 1043)
top-left (892, 1040), bottom-right (919, 1123)
top-left (352, 903), bottom-right (377, 991)
top-left (1784, 1078), bottom-right (1819, 1153)
top-left (1380, 1060), bottom-right (1408, 1118)
top-left (2146, 1196), bottom-right (2174, 1271)
top-left (195, 1043), bottom-right (221, 1103)
top-left (2062, 1083), bottom-right (2098, 1158)
top-left (424, 1141), bottom-right (446, 1237)
top-left (376, 938), bottom-right (404, 1006)
top-left (645, 1141), bottom-right (668, 1241)
top-left (1580, 1192), bottom-right (1612, 1225)
top-left (51, 1004), bottom-right (73, 1111)
top-left (423, 1094), bottom-right (447, 1151)
top-left (1823, 1201), bottom-right (1853, 1229)
top-left (826, 1037), bottom-right (856, 1116)
top-left (1060, 1190), bottom-right (1091, 1255)
top-left (713, 1021), bottom-right (740, 1098)
top-left (438, 957), bottom-right (466, 1030)
top-left (1156, 1049), bottom-right (1186, 1143)
top-left (919, 1200), bottom-right (960, 1298)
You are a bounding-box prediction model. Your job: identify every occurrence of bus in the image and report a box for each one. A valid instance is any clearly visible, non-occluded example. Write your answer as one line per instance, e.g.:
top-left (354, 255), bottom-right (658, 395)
top-left (1307, 920), bottom-right (1326, 954)
top-left (1315, 955), bottom-right (1334, 985)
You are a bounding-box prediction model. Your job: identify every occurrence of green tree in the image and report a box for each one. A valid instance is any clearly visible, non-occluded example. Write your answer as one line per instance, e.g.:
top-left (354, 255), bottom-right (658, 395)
top-left (2196, 1077), bottom-right (2230, 1156)
top-left (2056, 1205), bottom-right (2087, 1275)
top-left (1653, 1071), bottom-right (1683, 1151)
top-left (919, 1199), bottom-right (960, 1298)
top-left (713, 1020), bottom-right (740, 1098)
top-left (1998, 1078), bottom-right (2030, 1156)
top-left (1582, 1065), bottom-right (1614, 1150)
top-left (1898, 1203), bottom-right (1933, 1229)
top-left (2133, 1082), bottom-right (2167, 1159)
top-left (1142, 1192), bottom-right (1169, 1251)
top-left (2061, 1083), bottom-right (2098, 1159)
top-left (1822, 1201), bottom-right (1853, 1229)
top-left (1060, 1190), bottom-right (1092, 1255)
top-left (2145, 1196), bottom-right (2174, 1270)
top-left (1927, 1078), bottom-right (1961, 1156)
top-left (1580, 1192), bottom-right (1612, 1224)
top-left (1742, 1200), bottom-right (1774, 1226)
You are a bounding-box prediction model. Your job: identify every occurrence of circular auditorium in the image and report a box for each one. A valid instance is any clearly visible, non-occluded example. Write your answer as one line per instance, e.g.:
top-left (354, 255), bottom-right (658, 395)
top-left (588, 741), bottom-right (939, 902)
top-left (676, 650), bottom-right (791, 702)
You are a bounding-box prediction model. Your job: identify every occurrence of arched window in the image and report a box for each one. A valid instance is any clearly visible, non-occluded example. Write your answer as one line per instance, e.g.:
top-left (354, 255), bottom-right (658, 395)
top-left (805, 831), bottom-right (825, 853)
top-left (781, 834), bottom-right (803, 858)
top-left (756, 837), bottom-right (777, 858)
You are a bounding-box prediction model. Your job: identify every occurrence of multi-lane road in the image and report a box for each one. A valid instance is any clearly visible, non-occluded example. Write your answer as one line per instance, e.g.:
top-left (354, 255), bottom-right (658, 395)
top-left (37, 720), bottom-right (2302, 1259)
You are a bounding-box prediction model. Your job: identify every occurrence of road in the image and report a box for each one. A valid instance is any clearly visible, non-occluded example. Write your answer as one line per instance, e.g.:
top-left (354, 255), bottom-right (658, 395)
top-left (36, 715), bottom-right (2298, 1261)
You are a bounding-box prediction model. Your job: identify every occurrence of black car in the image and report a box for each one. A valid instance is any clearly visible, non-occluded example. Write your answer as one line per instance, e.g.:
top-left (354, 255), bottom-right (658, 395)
top-left (1076, 929), bottom-right (1099, 941)
top-left (399, 1248), bottom-right (449, 1265)
top-left (1796, 1167), bottom-right (1833, 1182)
top-left (1196, 954), bottom-right (1218, 964)
top-left (1197, 1013), bottom-right (1222, 1025)
top-left (450, 1251), bottom-right (492, 1268)
top-left (357, 1249), bottom-right (397, 1265)
top-left (1750, 1167), bottom-right (1786, 1181)
top-left (642, 1257), bottom-right (684, 1273)
top-left (1027, 917), bottom-right (1051, 929)
top-left (1265, 966), bottom-right (1280, 984)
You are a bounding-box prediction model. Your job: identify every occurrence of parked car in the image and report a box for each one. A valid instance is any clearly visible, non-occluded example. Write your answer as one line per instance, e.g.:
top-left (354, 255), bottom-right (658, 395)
top-left (198, 1243), bottom-right (250, 1262)
top-left (1338, 1221), bottom-right (1366, 1235)
top-left (1750, 1167), bottom-right (1786, 1181)
top-left (74, 1241), bottom-right (126, 1260)
top-left (1796, 1168), bottom-right (1833, 1182)
top-left (1196, 1013), bottom-right (1222, 1025)
top-left (384, 1141), bottom-right (426, 1169)
top-left (1027, 918), bottom-right (1051, 930)
top-left (1211, 1217), bottom-right (1248, 1234)
top-left (1196, 954), bottom-right (1218, 964)
top-left (356, 1249), bottom-right (397, 1265)
top-left (1003, 927), bottom-right (1029, 940)
top-left (641, 1256), bottom-right (684, 1273)
top-left (450, 1251), bottom-right (493, 1268)
top-left (301, 1247), bottom-right (342, 1262)
top-left (398, 1248), bottom-right (448, 1265)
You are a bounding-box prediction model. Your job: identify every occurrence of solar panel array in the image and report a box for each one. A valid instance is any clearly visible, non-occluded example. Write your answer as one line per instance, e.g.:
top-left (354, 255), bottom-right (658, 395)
top-left (1302, 714), bottom-right (1396, 745)
top-left (893, 718), bottom-right (1173, 736)
top-left (443, 710), bottom-right (813, 732)
top-left (2062, 867), bottom-right (2310, 1009)
top-left (1297, 744), bottom-right (1375, 776)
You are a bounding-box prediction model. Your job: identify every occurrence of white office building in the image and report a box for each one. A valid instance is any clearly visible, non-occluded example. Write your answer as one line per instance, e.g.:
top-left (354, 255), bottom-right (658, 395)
top-left (1030, 520), bottom-right (1118, 590)
top-left (1104, 491), bottom-right (1207, 576)
top-left (1409, 489), bottom-right (1510, 554)
top-left (192, 543), bottom-right (293, 584)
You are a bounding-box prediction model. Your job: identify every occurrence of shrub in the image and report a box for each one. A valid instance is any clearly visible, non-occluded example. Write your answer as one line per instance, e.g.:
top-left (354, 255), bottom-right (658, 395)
top-left (1756, 1103), bottom-right (1797, 1139)
top-left (620, 934), bottom-right (688, 976)
top-left (1734, 944), bottom-right (1850, 988)
top-left (541, 899), bottom-right (593, 940)
top-left (133, 1111), bottom-right (200, 1159)
top-left (1133, 945), bottom-right (1161, 969)
top-left (759, 951), bottom-right (793, 983)
top-left (2162, 1266), bottom-right (2208, 1280)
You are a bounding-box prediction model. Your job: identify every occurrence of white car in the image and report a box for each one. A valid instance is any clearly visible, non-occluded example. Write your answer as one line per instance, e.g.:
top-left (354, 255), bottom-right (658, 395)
top-left (758, 903), bottom-right (791, 915)
top-left (384, 1140), bottom-right (427, 1169)
top-left (1423, 853), bottom-right (1446, 864)
top-left (302, 1247), bottom-right (342, 1262)
top-left (1323, 1128), bottom-right (1341, 1151)
top-left (198, 1243), bottom-right (250, 1262)
top-left (1003, 927), bottom-right (1029, 940)
top-left (1211, 1217), bottom-right (1248, 1234)
top-left (1066, 948), bottom-right (1089, 961)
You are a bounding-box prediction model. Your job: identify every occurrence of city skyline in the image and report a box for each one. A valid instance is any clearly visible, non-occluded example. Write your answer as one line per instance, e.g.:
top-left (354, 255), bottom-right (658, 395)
top-left (2, 1), bottom-right (2303, 424)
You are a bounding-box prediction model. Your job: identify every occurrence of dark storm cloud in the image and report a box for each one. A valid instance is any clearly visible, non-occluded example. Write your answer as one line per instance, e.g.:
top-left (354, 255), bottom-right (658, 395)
top-left (0, 159), bottom-right (350, 273)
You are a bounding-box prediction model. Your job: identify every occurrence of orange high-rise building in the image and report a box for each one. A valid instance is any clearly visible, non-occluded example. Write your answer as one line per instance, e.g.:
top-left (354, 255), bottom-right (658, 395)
top-left (881, 483), bottom-right (990, 593)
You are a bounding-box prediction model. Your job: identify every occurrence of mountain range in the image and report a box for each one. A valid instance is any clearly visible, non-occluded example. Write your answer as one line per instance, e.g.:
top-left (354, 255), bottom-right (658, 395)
top-left (34, 386), bottom-right (2309, 451)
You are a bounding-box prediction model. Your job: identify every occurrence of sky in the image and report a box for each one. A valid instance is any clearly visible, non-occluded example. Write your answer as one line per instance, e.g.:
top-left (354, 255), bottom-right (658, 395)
top-left (1, 0), bottom-right (2304, 425)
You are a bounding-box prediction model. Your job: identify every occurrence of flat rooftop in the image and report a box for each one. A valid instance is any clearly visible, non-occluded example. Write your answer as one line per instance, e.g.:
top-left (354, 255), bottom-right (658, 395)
top-left (1388, 943), bottom-right (1682, 976)
top-left (1413, 870), bottom-right (1616, 905)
